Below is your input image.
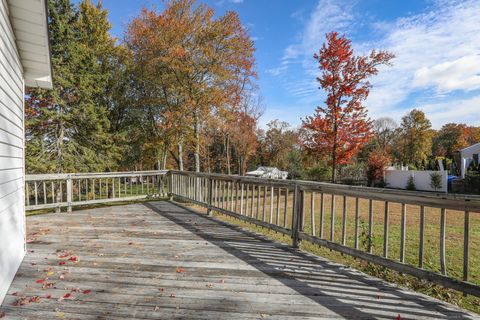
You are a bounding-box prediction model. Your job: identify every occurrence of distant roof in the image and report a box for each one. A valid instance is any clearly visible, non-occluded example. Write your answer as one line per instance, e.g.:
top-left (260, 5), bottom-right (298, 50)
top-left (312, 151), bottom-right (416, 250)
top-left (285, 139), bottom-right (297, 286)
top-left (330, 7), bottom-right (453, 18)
top-left (6, 0), bottom-right (52, 89)
top-left (460, 142), bottom-right (480, 153)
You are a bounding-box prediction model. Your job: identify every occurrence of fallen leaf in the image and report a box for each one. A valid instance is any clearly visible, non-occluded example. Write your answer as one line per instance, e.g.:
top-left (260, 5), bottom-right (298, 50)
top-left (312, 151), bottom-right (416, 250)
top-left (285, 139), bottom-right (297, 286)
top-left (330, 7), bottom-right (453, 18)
top-left (396, 314), bottom-right (402, 320)
top-left (206, 283), bottom-right (213, 288)
top-left (0, 311), bottom-right (5, 318)
top-left (59, 274), bottom-right (65, 279)
top-left (56, 312), bottom-right (65, 318)
top-left (36, 279), bottom-right (46, 284)
top-left (219, 279), bottom-right (225, 284)
top-left (128, 242), bottom-right (133, 245)
top-left (170, 293), bottom-right (176, 298)
top-left (82, 290), bottom-right (92, 294)
top-left (45, 294), bottom-right (52, 299)
top-left (47, 271), bottom-right (55, 276)
top-left (68, 256), bottom-right (78, 262)
top-left (26, 238), bottom-right (36, 243)
top-left (58, 261), bottom-right (66, 266)
top-left (176, 267), bottom-right (185, 273)
top-left (11, 292), bottom-right (19, 296)
top-left (153, 306), bottom-right (160, 311)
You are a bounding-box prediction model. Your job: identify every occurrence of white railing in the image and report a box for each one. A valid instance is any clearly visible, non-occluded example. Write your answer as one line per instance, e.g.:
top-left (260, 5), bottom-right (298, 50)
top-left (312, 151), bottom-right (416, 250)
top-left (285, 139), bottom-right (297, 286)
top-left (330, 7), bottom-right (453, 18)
top-left (25, 170), bottom-right (168, 212)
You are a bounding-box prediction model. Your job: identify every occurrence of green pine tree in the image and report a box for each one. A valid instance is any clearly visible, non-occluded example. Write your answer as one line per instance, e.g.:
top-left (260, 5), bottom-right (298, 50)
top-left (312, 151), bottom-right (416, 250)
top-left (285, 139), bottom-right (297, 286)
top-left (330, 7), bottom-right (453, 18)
top-left (26, 0), bottom-right (120, 173)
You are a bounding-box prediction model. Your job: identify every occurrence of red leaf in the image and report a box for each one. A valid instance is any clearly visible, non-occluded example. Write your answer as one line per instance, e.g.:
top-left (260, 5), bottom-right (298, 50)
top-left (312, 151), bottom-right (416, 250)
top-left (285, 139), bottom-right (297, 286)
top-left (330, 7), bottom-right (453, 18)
top-left (63, 293), bottom-right (72, 299)
top-left (0, 311), bottom-right (5, 318)
top-left (59, 261), bottom-right (66, 266)
top-left (396, 314), bottom-right (402, 320)
top-left (58, 253), bottom-right (69, 258)
top-left (11, 292), bottom-right (19, 296)
top-left (45, 294), bottom-right (52, 299)
top-left (36, 279), bottom-right (45, 284)
top-left (128, 242), bottom-right (133, 245)
top-left (83, 290), bottom-right (92, 294)
top-left (68, 256), bottom-right (78, 262)
top-left (176, 267), bottom-right (185, 273)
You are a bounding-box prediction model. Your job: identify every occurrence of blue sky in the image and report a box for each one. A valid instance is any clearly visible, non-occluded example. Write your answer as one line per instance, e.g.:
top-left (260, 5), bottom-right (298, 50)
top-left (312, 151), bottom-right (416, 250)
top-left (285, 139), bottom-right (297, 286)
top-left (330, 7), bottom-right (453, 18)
top-left (90, 0), bottom-right (480, 129)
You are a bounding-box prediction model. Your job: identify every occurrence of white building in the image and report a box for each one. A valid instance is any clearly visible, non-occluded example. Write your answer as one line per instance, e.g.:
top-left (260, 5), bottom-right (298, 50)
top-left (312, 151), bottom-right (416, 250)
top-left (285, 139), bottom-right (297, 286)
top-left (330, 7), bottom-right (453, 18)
top-left (246, 166), bottom-right (288, 180)
top-left (0, 0), bottom-right (52, 304)
top-left (459, 142), bottom-right (480, 179)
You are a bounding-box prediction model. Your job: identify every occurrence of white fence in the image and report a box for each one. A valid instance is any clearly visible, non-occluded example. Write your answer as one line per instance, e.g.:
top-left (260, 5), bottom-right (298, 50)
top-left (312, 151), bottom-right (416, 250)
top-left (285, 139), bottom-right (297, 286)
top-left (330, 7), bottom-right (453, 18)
top-left (385, 170), bottom-right (448, 193)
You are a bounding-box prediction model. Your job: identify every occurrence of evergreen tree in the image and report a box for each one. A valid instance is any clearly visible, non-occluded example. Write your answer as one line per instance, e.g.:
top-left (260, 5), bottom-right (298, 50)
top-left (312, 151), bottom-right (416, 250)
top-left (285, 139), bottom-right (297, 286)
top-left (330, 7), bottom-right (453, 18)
top-left (25, 0), bottom-right (119, 173)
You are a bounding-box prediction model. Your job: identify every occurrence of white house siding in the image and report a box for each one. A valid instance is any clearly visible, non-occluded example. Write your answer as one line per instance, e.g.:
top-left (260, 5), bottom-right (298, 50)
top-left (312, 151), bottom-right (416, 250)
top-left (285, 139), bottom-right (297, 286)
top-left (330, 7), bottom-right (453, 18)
top-left (0, 0), bottom-right (26, 304)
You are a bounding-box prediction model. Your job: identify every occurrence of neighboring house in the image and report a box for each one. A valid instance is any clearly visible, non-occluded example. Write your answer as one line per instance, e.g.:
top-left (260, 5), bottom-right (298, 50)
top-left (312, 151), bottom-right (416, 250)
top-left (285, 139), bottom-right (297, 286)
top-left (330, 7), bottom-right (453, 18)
top-left (0, 0), bottom-right (52, 304)
top-left (458, 142), bottom-right (480, 179)
top-left (246, 166), bottom-right (288, 180)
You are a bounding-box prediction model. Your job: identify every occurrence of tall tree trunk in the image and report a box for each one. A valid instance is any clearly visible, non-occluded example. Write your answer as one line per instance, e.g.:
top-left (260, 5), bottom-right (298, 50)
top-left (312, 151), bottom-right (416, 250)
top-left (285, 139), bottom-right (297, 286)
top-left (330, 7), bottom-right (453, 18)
top-left (226, 134), bottom-right (231, 175)
top-left (193, 110), bottom-right (200, 172)
top-left (178, 141), bottom-right (184, 171)
top-left (331, 123), bottom-right (338, 183)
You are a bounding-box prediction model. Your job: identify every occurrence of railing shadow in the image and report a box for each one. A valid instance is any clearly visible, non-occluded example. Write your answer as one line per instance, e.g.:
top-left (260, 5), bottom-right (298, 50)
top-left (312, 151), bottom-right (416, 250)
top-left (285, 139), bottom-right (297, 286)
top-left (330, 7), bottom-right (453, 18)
top-left (145, 201), bottom-right (473, 320)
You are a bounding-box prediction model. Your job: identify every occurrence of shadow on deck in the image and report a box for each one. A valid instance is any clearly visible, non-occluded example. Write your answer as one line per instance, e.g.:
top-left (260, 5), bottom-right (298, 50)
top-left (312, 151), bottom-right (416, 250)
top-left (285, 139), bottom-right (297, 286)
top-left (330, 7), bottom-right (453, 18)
top-left (0, 201), bottom-right (477, 319)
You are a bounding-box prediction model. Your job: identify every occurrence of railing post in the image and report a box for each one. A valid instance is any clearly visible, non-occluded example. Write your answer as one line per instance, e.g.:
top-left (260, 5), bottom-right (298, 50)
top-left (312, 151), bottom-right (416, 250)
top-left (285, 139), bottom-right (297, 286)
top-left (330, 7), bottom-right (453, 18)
top-left (292, 184), bottom-right (303, 249)
top-left (207, 177), bottom-right (213, 216)
top-left (66, 175), bottom-right (72, 213)
top-left (168, 171), bottom-right (174, 201)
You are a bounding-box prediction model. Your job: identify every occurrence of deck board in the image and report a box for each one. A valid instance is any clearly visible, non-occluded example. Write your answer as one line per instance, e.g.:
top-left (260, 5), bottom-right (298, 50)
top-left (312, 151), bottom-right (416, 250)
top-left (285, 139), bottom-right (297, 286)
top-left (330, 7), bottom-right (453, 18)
top-left (0, 201), bottom-right (477, 319)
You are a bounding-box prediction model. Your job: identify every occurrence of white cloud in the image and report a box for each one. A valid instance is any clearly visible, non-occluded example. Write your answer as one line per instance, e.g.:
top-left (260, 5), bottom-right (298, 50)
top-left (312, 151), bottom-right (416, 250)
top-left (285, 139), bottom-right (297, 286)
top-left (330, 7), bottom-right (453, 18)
top-left (413, 55), bottom-right (480, 93)
top-left (270, 0), bottom-right (480, 126)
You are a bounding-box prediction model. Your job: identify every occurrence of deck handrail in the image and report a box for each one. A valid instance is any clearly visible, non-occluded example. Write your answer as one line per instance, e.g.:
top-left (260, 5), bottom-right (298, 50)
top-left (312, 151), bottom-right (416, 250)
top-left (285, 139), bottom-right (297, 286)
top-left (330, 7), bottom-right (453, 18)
top-left (168, 170), bottom-right (480, 298)
top-left (24, 169), bottom-right (480, 297)
top-left (25, 170), bottom-right (169, 212)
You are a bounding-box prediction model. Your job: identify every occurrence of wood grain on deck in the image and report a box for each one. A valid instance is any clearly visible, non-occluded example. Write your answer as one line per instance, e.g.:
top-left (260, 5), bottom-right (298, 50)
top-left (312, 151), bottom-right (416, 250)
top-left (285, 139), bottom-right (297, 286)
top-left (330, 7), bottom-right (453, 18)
top-left (0, 201), bottom-right (477, 319)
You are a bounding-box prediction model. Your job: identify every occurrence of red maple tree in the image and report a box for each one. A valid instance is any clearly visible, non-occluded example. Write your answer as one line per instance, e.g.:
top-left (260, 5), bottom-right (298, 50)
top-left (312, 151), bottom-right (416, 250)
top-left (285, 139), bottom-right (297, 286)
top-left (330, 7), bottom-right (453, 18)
top-left (302, 32), bottom-right (394, 182)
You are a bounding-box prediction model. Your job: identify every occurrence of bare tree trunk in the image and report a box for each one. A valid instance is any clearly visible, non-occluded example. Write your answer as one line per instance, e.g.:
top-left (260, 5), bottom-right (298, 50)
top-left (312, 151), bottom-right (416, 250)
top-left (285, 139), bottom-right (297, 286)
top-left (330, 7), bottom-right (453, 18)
top-left (178, 141), bottom-right (184, 171)
top-left (226, 134), bottom-right (231, 175)
top-left (193, 111), bottom-right (200, 172)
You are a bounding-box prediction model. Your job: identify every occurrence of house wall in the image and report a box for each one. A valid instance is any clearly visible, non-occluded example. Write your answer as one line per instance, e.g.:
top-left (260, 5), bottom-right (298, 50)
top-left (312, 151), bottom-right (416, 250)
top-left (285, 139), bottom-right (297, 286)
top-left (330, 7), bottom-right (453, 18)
top-left (0, 0), bottom-right (26, 304)
top-left (385, 170), bottom-right (448, 193)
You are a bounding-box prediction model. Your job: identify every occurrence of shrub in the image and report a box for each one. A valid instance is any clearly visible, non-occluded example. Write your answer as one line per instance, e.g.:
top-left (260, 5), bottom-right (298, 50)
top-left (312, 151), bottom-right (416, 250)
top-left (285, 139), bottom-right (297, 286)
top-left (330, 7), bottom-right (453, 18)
top-left (304, 163), bottom-right (331, 182)
top-left (429, 172), bottom-right (443, 191)
top-left (406, 176), bottom-right (416, 190)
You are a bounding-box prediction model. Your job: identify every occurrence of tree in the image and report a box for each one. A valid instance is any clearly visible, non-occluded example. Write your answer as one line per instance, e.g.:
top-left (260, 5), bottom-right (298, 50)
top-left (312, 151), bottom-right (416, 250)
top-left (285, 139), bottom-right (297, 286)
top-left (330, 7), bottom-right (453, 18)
top-left (125, 0), bottom-right (256, 172)
top-left (302, 32), bottom-right (394, 182)
top-left (395, 109), bottom-right (433, 168)
top-left (366, 150), bottom-right (390, 187)
top-left (260, 120), bottom-right (299, 170)
top-left (26, 0), bottom-right (119, 173)
top-left (373, 117), bottom-right (398, 153)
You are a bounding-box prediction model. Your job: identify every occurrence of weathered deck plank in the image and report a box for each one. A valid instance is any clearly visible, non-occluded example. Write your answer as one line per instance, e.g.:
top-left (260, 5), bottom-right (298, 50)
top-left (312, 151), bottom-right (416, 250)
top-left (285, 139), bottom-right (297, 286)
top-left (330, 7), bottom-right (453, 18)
top-left (0, 201), bottom-right (477, 319)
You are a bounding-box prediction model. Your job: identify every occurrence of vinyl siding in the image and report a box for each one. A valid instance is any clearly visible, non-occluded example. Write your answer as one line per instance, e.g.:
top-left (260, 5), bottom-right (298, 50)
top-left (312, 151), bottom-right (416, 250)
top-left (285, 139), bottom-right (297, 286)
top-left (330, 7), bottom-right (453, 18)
top-left (0, 0), bottom-right (25, 305)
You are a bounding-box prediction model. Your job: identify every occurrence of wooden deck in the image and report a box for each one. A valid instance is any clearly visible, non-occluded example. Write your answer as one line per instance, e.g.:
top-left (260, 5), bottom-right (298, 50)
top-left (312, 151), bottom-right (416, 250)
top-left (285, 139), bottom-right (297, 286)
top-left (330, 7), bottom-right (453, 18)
top-left (0, 202), bottom-right (477, 319)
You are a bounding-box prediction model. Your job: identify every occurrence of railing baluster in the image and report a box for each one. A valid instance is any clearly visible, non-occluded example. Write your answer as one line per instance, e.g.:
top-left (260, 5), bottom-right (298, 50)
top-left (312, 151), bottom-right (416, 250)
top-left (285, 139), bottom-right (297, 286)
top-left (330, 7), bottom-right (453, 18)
top-left (256, 185), bottom-right (260, 219)
top-left (309, 192), bottom-right (315, 236)
top-left (269, 186), bottom-right (274, 224)
top-left (234, 182), bottom-right (239, 213)
top-left (283, 189), bottom-right (288, 228)
top-left (34, 182), bottom-right (38, 205)
top-left (400, 204), bottom-right (406, 263)
top-left (276, 187), bottom-right (281, 225)
top-left (419, 205), bottom-right (425, 268)
top-left (464, 210), bottom-right (470, 282)
top-left (320, 193), bottom-right (324, 239)
top-left (342, 195), bottom-right (347, 245)
top-left (240, 183), bottom-right (244, 215)
top-left (368, 199), bottom-right (373, 253)
top-left (354, 197), bottom-right (359, 249)
top-left (384, 201), bottom-right (389, 258)
top-left (440, 208), bottom-right (447, 275)
top-left (43, 182), bottom-right (47, 205)
top-left (301, 191), bottom-right (306, 231)
top-left (330, 194), bottom-right (335, 241)
top-left (262, 185), bottom-right (267, 222)
top-left (251, 185), bottom-right (255, 218)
